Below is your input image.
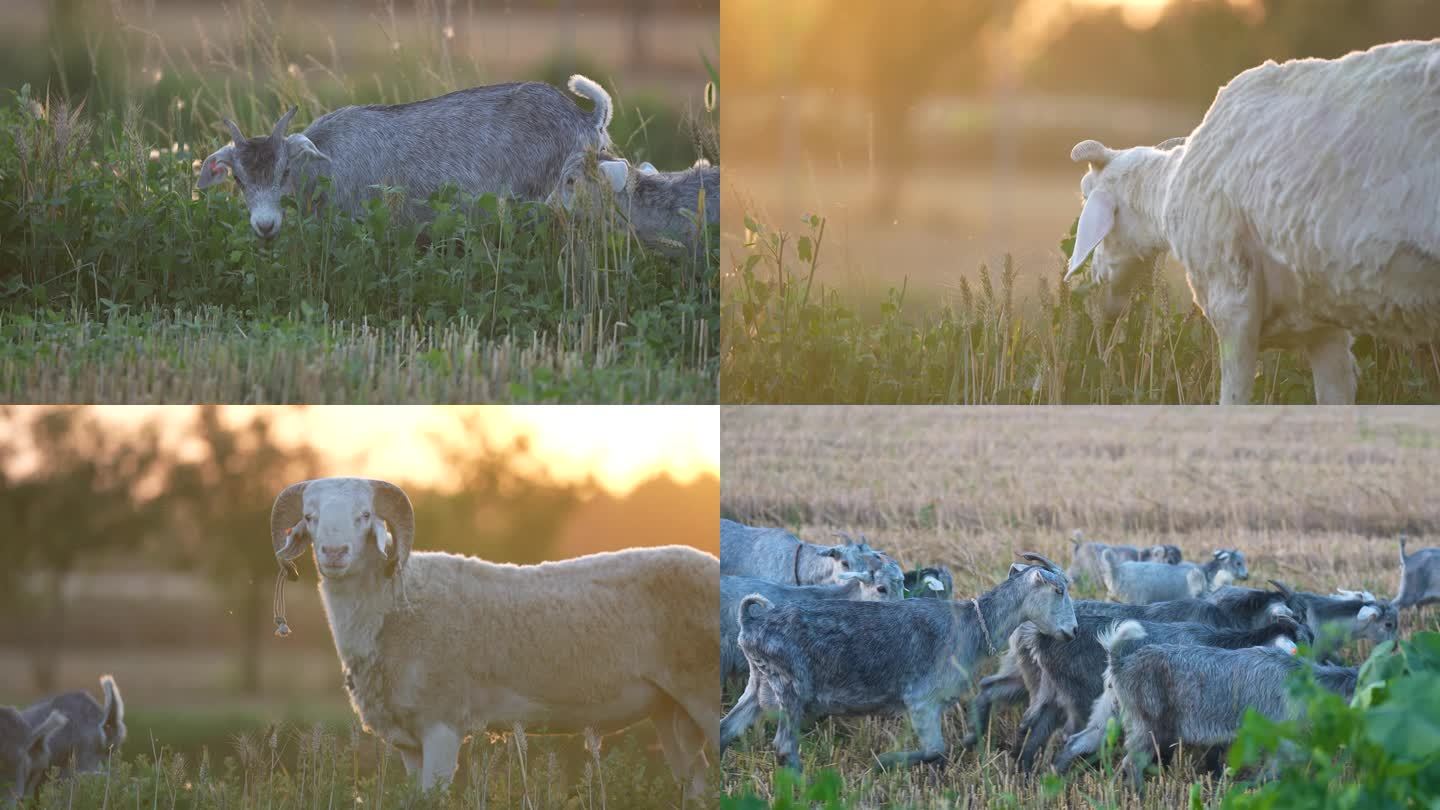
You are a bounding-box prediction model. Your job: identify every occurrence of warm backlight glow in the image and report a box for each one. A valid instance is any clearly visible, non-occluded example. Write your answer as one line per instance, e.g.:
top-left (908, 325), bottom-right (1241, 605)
top-left (5, 406), bottom-right (718, 495)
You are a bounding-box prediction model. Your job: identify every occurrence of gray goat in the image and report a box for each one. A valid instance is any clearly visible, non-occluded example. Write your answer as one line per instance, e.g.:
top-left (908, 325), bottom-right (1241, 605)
top-left (720, 554), bottom-right (1077, 773)
top-left (0, 710), bottom-right (65, 805)
top-left (720, 574), bottom-right (896, 685)
top-left (1102, 549), bottom-right (1247, 603)
top-left (1259, 581), bottom-right (1398, 656)
top-left (1031, 612), bottom-right (1308, 774)
top-left (1067, 530), bottom-right (1182, 587)
top-left (719, 519), bottom-right (894, 588)
top-left (963, 586), bottom-right (1299, 753)
top-left (198, 76), bottom-right (613, 239)
top-left (1395, 535), bottom-right (1440, 610)
top-left (0, 675), bottom-right (124, 803)
top-left (1101, 622), bottom-right (1357, 790)
top-left (557, 155), bottom-right (719, 255)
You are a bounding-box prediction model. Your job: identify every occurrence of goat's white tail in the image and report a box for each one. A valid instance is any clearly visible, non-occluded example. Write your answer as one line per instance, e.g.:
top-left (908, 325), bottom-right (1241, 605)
top-left (1098, 619), bottom-right (1146, 662)
top-left (568, 75), bottom-right (614, 135)
top-left (99, 674), bottom-right (126, 748)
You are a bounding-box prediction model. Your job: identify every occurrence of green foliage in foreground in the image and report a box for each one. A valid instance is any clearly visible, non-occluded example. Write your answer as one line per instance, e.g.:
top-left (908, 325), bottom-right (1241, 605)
top-left (1221, 631), bottom-right (1440, 810)
top-left (0, 88), bottom-right (718, 403)
top-left (26, 713), bottom-right (696, 809)
top-left (722, 215), bottom-right (1437, 404)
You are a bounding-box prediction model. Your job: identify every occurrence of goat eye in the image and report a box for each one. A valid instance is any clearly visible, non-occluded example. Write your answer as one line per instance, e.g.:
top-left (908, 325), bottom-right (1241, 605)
top-left (304, 513), bottom-right (315, 521)
top-left (839, 561), bottom-right (850, 570)
top-left (361, 511), bottom-right (371, 519)
top-left (877, 586), bottom-right (888, 594)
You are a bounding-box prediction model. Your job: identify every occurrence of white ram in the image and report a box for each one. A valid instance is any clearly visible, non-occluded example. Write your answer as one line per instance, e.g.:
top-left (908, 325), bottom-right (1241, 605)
top-left (269, 477), bottom-right (718, 798)
top-left (1068, 39), bottom-right (1440, 404)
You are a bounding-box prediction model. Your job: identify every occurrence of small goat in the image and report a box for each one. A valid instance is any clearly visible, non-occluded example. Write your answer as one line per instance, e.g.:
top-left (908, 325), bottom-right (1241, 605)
top-left (720, 554), bottom-right (1076, 773)
top-left (199, 76), bottom-right (613, 239)
top-left (0, 675), bottom-right (124, 803)
top-left (1101, 621), bottom-right (1357, 790)
top-left (557, 154), bottom-right (719, 255)
top-left (964, 586), bottom-right (1298, 752)
top-left (1101, 549), bottom-right (1247, 603)
top-left (1068, 530), bottom-right (1181, 586)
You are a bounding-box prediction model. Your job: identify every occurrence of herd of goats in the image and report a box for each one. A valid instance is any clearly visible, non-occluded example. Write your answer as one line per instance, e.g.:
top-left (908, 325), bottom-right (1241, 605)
top-left (719, 519), bottom-right (1440, 789)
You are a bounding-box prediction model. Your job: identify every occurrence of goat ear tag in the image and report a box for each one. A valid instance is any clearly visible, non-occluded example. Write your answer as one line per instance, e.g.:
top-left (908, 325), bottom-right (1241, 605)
top-left (638, 161), bottom-right (658, 175)
top-left (1067, 187), bottom-right (1115, 277)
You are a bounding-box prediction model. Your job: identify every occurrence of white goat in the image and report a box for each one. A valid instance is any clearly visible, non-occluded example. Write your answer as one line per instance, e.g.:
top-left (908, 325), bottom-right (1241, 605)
top-left (1067, 39), bottom-right (1440, 404)
top-left (269, 477), bottom-right (718, 798)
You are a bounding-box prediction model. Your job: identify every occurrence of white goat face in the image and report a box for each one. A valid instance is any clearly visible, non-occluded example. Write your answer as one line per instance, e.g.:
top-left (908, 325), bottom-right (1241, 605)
top-left (196, 107), bottom-right (329, 240)
top-left (0, 709), bottom-right (65, 804)
top-left (287, 479), bottom-right (394, 579)
top-left (1068, 139), bottom-right (1177, 317)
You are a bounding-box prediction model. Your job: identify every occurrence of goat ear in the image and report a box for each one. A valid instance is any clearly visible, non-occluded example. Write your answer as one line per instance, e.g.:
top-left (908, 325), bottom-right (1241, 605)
top-left (1008, 563), bottom-right (1027, 579)
top-left (275, 520), bottom-right (312, 561)
top-left (1071, 139), bottom-right (1116, 168)
top-left (923, 575), bottom-right (944, 592)
top-left (29, 710), bottom-right (66, 759)
top-left (598, 159), bottom-right (629, 193)
top-left (637, 161), bottom-right (658, 175)
top-left (1067, 188), bottom-right (1115, 278)
top-left (197, 145), bottom-right (235, 190)
top-left (286, 133), bottom-right (329, 163)
top-left (373, 520), bottom-right (393, 559)
top-left (1357, 605), bottom-right (1380, 623)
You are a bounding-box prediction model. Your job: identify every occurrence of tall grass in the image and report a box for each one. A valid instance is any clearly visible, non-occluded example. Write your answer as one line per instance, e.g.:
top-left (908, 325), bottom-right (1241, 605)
top-left (26, 717), bottom-right (703, 809)
top-left (1, 1), bottom-right (719, 403)
top-left (721, 214), bottom-right (1438, 404)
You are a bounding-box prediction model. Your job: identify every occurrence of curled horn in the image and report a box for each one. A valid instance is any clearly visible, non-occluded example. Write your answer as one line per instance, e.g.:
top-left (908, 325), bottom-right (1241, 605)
top-left (271, 106), bottom-right (298, 141)
top-left (370, 479), bottom-right (414, 578)
top-left (222, 118), bottom-right (246, 145)
top-left (269, 480), bottom-right (310, 638)
top-left (271, 481), bottom-right (311, 569)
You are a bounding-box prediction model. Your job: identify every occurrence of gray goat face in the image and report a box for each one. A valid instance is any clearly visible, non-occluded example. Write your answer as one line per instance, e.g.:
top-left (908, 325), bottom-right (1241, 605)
top-left (1015, 566), bottom-right (1078, 640)
top-left (280, 479), bottom-right (393, 580)
top-left (1353, 602), bottom-right (1399, 643)
top-left (1213, 549), bottom-right (1249, 584)
top-left (0, 709), bottom-right (64, 804)
top-left (196, 108), bottom-right (329, 240)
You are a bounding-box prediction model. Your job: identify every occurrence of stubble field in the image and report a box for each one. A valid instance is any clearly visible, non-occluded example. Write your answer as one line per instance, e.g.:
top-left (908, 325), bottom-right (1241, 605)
top-left (719, 405), bottom-right (1440, 809)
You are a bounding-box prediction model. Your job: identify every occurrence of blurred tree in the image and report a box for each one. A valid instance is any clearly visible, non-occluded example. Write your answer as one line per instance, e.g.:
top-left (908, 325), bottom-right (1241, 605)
top-left (0, 407), bottom-right (164, 691)
top-left (420, 414), bottom-right (595, 565)
top-left (795, 0), bottom-right (1009, 216)
top-left (168, 407), bottom-right (323, 696)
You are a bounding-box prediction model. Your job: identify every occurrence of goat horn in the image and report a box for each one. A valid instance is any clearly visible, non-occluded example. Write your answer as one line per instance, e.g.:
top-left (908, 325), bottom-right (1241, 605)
top-left (271, 106), bottom-right (298, 141)
top-left (370, 479), bottom-right (414, 578)
top-left (223, 118), bottom-right (245, 144)
top-left (1017, 551), bottom-right (1064, 577)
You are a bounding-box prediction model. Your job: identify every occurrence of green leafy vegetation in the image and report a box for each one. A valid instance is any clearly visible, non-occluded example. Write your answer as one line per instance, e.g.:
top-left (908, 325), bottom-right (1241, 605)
top-left (722, 214), bottom-right (1437, 404)
top-left (1221, 632), bottom-right (1440, 809)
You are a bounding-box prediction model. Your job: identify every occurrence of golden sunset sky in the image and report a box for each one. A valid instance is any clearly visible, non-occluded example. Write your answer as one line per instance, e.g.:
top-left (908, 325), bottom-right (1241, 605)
top-left (3, 406), bottom-right (718, 496)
